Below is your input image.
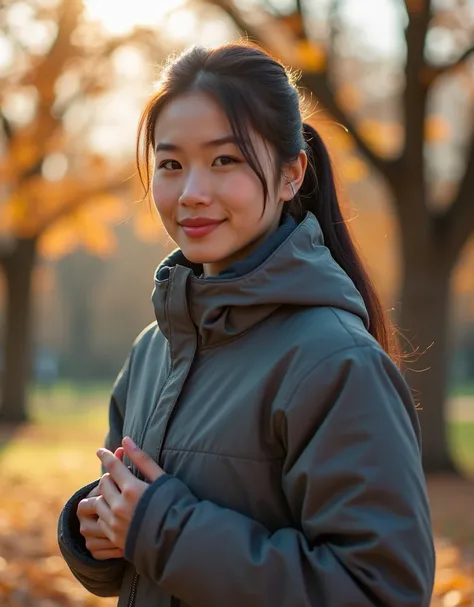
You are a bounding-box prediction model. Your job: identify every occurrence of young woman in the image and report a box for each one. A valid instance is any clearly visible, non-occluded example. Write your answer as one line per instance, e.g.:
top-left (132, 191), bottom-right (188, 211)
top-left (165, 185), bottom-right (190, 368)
top-left (58, 43), bottom-right (435, 607)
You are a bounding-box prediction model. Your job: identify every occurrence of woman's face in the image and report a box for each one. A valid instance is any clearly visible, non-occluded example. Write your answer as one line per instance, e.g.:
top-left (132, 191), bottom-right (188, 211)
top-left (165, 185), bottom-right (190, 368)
top-left (152, 92), bottom-right (304, 276)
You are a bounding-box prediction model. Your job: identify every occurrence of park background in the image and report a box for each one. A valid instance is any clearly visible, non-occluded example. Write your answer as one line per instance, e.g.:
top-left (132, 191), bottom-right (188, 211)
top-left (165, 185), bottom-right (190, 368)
top-left (0, 0), bottom-right (473, 604)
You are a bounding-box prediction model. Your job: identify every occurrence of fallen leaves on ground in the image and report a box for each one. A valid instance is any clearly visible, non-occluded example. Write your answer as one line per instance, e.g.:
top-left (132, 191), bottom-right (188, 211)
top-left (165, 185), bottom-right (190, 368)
top-left (1, 469), bottom-right (474, 606)
top-left (0, 474), bottom-right (116, 607)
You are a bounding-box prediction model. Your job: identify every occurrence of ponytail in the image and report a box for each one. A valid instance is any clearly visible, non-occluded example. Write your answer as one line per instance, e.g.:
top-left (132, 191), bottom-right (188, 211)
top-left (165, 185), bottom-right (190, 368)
top-left (135, 43), bottom-right (398, 362)
top-left (292, 123), bottom-right (399, 362)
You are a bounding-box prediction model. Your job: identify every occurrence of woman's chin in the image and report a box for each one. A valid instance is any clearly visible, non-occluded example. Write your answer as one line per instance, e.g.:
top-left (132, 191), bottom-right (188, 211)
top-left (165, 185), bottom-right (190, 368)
top-left (180, 245), bottom-right (225, 266)
top-left (181, 248), bottom-right (221, 266)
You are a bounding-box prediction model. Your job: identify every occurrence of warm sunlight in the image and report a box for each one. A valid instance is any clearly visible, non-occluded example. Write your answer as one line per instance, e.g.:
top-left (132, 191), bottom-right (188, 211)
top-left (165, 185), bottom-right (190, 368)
top-left (83, 0), bottom-right (185, 35)
top-left (82, 0), bottom-right (402, 54)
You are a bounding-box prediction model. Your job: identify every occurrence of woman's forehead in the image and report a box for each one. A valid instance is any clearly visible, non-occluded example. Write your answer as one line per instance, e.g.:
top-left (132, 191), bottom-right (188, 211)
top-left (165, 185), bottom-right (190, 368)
top-left (153, 92), bottom-right (231, 142)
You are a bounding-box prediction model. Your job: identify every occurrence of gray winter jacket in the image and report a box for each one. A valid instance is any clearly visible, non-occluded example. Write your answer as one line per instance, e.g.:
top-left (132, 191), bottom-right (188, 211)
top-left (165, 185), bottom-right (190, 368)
top-left (58, 212), bottom-right (435, 607)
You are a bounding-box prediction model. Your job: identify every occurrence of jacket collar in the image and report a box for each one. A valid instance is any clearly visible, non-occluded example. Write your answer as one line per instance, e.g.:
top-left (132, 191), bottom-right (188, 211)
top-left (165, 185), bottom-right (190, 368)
top-left (152, 212), bottom-right (369, 349)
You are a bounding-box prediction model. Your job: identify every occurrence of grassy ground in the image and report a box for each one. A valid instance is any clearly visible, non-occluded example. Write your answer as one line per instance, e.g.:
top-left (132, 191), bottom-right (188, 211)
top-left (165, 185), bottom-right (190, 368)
top-left (451, 381), bottom-right (474, 397)
top-left (449, 421), bottom-right (474, 472)
top-left (1, 383), bottom-right (472, 485)
top-left (0, 385), bottom-right (474, 605)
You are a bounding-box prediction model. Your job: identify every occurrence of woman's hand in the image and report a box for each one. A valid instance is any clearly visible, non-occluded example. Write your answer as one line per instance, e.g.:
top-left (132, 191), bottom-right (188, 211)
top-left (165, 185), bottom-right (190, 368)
top-left (77, 447), bottom-right (125, 560)
top-left (94, 437), bottom-right (166, 550)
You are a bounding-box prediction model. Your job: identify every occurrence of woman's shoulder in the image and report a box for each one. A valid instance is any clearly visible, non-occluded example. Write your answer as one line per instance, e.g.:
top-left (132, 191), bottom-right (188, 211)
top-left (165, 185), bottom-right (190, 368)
top-left (128, 321), bottom-right (165, 362)
top-left (270, 304), bottom-right (403, 397)
top-left (279, 304), bottom-right (380, 361)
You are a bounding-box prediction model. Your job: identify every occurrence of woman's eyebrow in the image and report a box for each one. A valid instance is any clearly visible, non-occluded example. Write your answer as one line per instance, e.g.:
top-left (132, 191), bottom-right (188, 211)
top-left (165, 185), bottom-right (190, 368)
top-left (155, 135), bottom-right (240, 153)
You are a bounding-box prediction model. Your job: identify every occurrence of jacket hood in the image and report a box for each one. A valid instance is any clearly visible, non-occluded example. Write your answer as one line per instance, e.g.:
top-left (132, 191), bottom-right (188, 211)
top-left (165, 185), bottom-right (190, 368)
top-left (152, 212), bottom-right (369, 348)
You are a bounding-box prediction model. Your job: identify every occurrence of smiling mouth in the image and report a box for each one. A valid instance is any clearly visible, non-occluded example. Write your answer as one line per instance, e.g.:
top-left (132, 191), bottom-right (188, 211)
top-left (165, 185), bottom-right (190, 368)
top-left (180, 220), bottom-right (225, 238)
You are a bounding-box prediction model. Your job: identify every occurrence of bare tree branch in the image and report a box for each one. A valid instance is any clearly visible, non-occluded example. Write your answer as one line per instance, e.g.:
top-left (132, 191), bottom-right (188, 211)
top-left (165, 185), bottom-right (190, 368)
top-left (427, 45), bottom-right (474, 85)
top-left (0, 237), bottom-right (16, 265)
top-left (326, 0), bottom-right (343, 87)
top-left (402, 0), bottom-right (432, 175)
top-left (403, 0), bottom-right (433, 19)
top-left (28, 0), bottom-right (82, 92)
top-left (36, 175), bottom-right (130, 234)
top-left (204, 0), bottom-right (398, 185)
top-left (299, 72), bottom-right (399, 185)
top-left (0, 108), bottom-right (13, 142)
top-left (441, 127), bottom-right (474, 260)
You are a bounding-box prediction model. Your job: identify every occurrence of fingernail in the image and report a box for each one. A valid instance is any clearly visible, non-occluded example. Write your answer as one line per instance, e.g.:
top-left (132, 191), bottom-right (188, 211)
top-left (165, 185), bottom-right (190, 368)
top-left (125, 436), bottom-right (138, 450)
top-left (96, 448), bottom-right (105, 457)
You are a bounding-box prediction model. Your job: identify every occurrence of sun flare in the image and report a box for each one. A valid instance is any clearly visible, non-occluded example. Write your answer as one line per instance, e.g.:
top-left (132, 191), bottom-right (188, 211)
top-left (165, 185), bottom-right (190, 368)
top-left (83, 0), bottom-right (185, 35)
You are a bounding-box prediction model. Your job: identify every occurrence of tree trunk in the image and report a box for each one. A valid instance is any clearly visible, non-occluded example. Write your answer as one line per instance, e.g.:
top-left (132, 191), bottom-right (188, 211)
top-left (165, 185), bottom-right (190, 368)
top-left (0, 238), bottom-right (37, 423)
top-left (399, 252), bottom-right (457, 474)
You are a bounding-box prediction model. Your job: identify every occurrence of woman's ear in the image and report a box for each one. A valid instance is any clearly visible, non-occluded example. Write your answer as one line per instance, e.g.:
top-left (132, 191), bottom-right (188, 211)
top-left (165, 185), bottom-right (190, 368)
top-left (280, 150), bottom-right (308, 202)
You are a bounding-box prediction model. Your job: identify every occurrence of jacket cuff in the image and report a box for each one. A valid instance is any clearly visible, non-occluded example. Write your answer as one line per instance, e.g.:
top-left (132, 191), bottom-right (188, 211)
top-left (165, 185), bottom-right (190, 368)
top-left (58, 479), bottom-right (120, 570)
top-left (124, 474), bottom-right (197, 573)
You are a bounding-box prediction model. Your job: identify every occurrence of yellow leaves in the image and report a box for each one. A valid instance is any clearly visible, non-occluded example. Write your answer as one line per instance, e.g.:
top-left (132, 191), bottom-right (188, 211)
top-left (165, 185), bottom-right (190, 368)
top-left (432, 540), bottom-right (474, 606)
top-left (0, 130), bottom-right (41, 183)
top-left (132, 203), bottom-right (165, 243)
top-left (81, 221), bottom-right (117, 257)
top-left (279, 12), bottom-right (304, 38)
top-left (358, 119), bottom-right (404, 156)
top-left (11, 140), bottom-right (39, 170)
top-left (454, 239), bottom-right (474, 296)
top-left (1, 144), bottom-right (134, 259)
top-left (426, 115), bottom-right (452, 143)
top-left (304, 119), bottom-right (367, 182)
top-left (84, 193), bottom-right (129, 225)
top-left (39, 218), bottom-right (80, 259)
top-left (0, 193), bottom-right (38, 238)
top-left (0, 474), bottom-right (117, 606)
top-left (38, 191), bottom-right (128, 259)
top-left (340, 156), bottom-right (369, 183)
top-left (295, 40), bottom-right (327, 73)
top-left (39, 203), bottom-right (120, 260)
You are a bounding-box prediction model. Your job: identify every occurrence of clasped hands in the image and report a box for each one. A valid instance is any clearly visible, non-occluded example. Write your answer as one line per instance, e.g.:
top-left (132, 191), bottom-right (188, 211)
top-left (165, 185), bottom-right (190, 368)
top-left (77, 436), bottom-right (166, 560)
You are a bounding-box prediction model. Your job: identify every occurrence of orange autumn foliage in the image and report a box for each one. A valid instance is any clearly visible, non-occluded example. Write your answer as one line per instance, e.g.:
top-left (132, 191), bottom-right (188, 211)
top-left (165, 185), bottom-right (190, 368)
top-left (0, 0), bottom-right (164, 263)
top-left (0, 468), bottom-right (473, 606)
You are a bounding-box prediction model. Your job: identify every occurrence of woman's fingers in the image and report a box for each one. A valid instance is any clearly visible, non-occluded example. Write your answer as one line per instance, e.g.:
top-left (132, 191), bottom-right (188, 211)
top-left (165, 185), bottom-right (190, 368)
top-left (114, 446), bottom-right (125, 461)
top-left (86, 537), bottom-right (121, 552)
top-left (97, 448), bottom-right (132, 492)
top-left (98, 473), bottom-right (121, 511)
top-left (86, 483), bottom-right (101, 498)
top-left (95, 495), bottom-right (114, 531)
top-left (80, 515), bottom-right (108, 539)
top-left (91, 548), bottom-right (124, 561)
top-left (77, 496), bottom-right (100, 517)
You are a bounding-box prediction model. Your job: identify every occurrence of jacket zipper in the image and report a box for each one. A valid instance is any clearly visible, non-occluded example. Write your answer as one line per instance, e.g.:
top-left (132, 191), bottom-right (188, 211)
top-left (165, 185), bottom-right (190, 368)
top-left (127, 572), bottom-right (139, 607)
top-left (127, 272), bottom-right (176, 607)
top-left (127, 364), bottom-right (174, 607)
top-left (126, 362), bottom-right (173, 607)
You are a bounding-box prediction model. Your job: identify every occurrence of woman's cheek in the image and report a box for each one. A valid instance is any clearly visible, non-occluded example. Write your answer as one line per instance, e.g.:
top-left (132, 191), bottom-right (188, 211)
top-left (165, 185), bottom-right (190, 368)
top-left (152, 178), bottom-right (177, 216)
top-left (219, 171), bottom-right (260, 211)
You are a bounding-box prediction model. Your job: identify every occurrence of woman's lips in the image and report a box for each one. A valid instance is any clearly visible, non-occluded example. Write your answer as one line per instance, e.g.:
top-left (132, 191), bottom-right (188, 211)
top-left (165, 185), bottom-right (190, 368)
top-left (180, 221), bottom-right (224, 238)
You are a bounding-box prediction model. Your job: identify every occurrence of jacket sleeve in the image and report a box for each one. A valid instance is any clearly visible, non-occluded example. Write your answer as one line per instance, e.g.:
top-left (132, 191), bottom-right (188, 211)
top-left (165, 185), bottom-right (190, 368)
top-left (124, 344), bottom-right (435, 607)
top-left (57, 351), bottom-right (132, 597)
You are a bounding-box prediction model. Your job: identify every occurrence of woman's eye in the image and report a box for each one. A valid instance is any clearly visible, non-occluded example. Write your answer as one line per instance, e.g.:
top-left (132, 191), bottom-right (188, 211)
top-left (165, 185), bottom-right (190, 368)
top-left (158, 160), bottom-right (181, 170)
top-left (213, 156), bottom-right (239, 167)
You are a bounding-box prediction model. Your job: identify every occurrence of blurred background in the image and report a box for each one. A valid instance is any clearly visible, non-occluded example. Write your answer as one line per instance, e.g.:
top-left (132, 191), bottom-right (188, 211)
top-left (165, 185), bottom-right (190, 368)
top-left (0, 0), bottom-right (473, 605)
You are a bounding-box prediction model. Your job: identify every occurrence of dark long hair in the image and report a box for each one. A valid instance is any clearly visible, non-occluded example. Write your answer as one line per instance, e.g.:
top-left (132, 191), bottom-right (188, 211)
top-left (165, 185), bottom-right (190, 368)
top-left (136, 42), bottom-right (399, 361)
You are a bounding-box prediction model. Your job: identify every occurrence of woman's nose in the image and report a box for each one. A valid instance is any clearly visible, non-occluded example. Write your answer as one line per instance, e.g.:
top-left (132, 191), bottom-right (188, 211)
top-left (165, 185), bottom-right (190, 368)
top-left (179, 170), bottom-right (212, 206)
